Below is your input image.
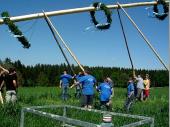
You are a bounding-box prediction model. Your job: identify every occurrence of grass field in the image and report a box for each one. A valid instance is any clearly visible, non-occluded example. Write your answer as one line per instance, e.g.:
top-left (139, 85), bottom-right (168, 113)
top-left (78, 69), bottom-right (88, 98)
top-left (0, 87), bottom-right (169, 127)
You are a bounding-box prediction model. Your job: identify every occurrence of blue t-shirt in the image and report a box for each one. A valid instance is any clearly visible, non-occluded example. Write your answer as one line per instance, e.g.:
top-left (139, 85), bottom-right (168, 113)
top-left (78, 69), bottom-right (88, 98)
top-left (60, 74), bottom-right (72, 86)
top-left (127, 82), bottom-right (134, 96)
top-left (97, 82), bottom-right (112, 101)
top-left (78, 75), bottom-right (96, 95)
top-left (75, 74), bottom-right (82, 80)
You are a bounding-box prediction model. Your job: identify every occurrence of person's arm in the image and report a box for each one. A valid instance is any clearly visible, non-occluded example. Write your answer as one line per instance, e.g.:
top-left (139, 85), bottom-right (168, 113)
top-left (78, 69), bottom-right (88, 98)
top-left (70, 80), bottom-right (80, 88)
top-left (0, 66), bottom-right (9, 73)
top-left (59, 80), bottom-right (62, 88)
top-left (13, 80), bottom-right (17, 88)
top-left (0, 81), bottom-right (4, 90)
top-left (96, 84), bottom-right (101, 92)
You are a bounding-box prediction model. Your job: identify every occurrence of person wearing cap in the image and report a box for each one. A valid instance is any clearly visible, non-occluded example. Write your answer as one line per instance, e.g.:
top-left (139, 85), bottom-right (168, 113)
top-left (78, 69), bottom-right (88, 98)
top-left (124, 77), bottom-right (135, 111)
top-left (60, 70), bottom-right (73, 101)
top-left (76, 70), bottom-right (96, 109)
top-left (4, 67), bottom-right (18, 104)
top-left (97, 78), bottom-right (112, 111)
top-left (143, 74), bottom-right (150, 100)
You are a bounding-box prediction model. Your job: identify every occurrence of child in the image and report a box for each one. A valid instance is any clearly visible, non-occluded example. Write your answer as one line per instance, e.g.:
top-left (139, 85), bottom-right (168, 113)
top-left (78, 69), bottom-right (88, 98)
top-left (124, 77), bottom-right (135, 111)
top-left (143, 74), bottom-right (150, 100)
top-left (70, 72), bottom-right (83, 99)
top-left (97, 78), bottom-right (112, 111)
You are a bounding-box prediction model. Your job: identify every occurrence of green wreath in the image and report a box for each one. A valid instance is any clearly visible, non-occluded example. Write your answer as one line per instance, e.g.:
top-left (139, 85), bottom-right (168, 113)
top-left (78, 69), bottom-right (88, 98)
top-left (90, 2), bottom-right (112, 30)
top-left (1, 11), bottom-right (31, 48)
top-left (153, 0), bottom-right (169, 20)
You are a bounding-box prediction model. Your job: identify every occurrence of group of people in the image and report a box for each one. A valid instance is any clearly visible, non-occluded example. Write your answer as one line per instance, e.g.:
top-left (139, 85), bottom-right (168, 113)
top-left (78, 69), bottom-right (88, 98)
top-left (0, 65), bottom-right (151, 112)
top-left (59, 70), bottom-right (114, 110)
top-left (0, 66), bottom-right (18, 105)
top-left (125, 74), bottom-right (151, 111)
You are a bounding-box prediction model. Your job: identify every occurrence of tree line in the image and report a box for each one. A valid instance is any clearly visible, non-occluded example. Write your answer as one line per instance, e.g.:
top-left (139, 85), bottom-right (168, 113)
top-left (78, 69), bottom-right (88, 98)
top-left (0, 58), bottom-right (168, 87)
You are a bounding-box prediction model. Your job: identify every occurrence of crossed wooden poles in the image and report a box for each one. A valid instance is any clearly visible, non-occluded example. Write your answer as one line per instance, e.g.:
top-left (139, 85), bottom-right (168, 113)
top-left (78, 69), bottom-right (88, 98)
top-left (0, 1), bottom-right (169, 72)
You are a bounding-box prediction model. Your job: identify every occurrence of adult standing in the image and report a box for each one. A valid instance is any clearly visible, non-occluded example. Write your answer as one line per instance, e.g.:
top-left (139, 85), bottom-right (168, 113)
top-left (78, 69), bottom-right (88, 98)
top-left (4, 68), bottom-right (18, 104)
top-left (77, 70), bottom-right (96, 109)
top-left (134, 75), bottom-right (144, 101)
top-left (60, 70), bottom-right (73, 101)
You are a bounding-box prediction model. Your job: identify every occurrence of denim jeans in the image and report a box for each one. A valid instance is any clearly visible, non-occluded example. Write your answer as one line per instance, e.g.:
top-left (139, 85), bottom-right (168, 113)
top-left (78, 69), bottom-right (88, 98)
top-left (62, 85), bottom-right (69, 100)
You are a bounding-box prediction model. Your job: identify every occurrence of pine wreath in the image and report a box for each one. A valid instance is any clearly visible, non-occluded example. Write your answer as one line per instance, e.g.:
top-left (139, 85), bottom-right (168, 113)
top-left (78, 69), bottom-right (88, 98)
top-left (1, 11), bottom-right (31, 48)
top-left (153, 0), bottom-right (169, 20)
top-left (90, 2), bottom-right (112, 30)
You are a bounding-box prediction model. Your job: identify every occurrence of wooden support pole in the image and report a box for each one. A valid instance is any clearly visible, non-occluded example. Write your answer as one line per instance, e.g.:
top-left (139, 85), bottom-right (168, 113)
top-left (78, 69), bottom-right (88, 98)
top-left (117, 2), bottom-right (169, 71)
top-left (0, 1), bottom-right (168, 24)
top-left (117, 9), bottom-right (135, 76)
top-left (43, 13), bottom-right (85, 72)
top-left (0, 65), bottom-right (9, 73)
top-left (43, 12), bottom-right (85, 72)
top-left (43, 12), bottom-right (75, 75)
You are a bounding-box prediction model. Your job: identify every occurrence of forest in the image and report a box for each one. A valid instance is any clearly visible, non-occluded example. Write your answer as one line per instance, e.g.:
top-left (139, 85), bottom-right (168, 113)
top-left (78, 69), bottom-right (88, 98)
top-left (0, 58), bottom-right (168, 87)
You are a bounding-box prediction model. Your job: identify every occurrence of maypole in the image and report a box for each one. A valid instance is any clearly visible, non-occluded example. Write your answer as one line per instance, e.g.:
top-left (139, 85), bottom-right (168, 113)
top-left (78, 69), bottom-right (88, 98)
top-left (0, 1), bottom-right (169, 24)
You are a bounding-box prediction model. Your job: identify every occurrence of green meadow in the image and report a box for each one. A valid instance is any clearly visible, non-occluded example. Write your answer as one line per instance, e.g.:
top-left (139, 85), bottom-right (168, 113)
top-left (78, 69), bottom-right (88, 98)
top-left (0, 87), bottom-right (168, 127)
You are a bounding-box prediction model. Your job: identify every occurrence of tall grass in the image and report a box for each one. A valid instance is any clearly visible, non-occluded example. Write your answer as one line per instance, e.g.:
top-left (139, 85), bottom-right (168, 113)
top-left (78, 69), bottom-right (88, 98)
top-left (0, 87), bottom-right (168, 127)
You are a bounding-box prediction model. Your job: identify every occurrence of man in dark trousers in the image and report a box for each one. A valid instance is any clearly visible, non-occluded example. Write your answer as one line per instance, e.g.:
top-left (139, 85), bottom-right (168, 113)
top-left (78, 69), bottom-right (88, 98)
top-left (76, 70), bottom-right (96, 109)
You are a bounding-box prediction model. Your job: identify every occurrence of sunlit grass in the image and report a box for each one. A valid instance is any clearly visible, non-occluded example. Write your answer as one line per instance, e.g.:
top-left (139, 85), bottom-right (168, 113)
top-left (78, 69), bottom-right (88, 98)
top-left (0, 87), bottom-right (168, 127)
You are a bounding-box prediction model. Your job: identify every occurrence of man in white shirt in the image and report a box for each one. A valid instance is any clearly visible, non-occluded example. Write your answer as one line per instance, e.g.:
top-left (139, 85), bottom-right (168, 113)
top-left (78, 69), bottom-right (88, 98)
top-left (135, 75), bottom-right (144, 101)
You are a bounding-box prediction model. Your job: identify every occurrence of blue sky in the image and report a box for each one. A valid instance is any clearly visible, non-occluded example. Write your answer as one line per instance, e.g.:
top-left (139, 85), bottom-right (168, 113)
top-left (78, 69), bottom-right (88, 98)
top-left (0, 0), bottom-right (169, 70)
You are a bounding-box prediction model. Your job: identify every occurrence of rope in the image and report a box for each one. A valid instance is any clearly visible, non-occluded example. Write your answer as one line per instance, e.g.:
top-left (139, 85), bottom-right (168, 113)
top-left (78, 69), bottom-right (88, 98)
top-left (43, 12), bottom-right (75, 75)
top-left (117, 2), bottom-right (169, 71)
top-left (117, 9), bottom-right (135, 76)
top-left (27, 18), bottom-right (39, 42)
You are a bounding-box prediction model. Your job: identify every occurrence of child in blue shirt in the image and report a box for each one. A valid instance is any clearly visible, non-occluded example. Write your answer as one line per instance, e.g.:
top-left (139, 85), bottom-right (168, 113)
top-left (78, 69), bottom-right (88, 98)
top-left (97, 78), bottom-right (112, 111)
top-left (124, 77), bottom-right (135, 111)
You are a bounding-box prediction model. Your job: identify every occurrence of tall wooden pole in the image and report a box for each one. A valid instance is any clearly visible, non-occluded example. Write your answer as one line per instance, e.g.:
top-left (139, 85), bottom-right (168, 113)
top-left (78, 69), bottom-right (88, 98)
top-left (117, 2), bottom-right (169, 71)
top-left (0, 1), bottom-right (168, 24)
top-left (43, 13), bottom-right (85, 72)
top-left (43, 12), bottom-right (75, 75)
top-left (117, 9), bottom-right (136, 77)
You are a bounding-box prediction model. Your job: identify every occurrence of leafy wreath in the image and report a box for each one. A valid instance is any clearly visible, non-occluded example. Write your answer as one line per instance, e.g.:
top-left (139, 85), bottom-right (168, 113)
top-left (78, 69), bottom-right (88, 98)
top-left (1, 11), bottom-right (31, 48)
top-left (90, 2), bottom-right (112, 30)
top-left (153, 0), bottom-right (169, 20)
